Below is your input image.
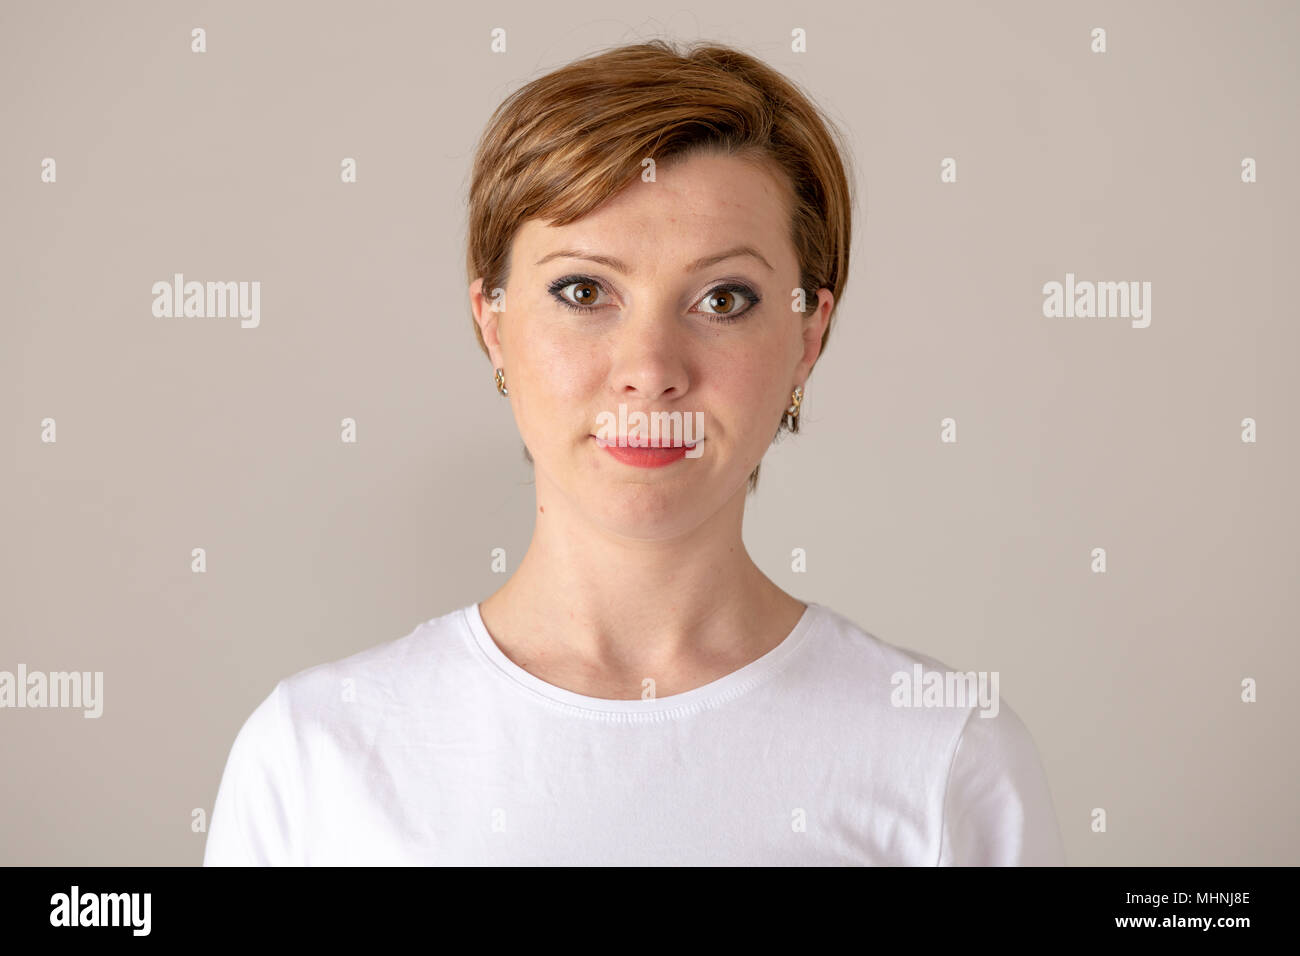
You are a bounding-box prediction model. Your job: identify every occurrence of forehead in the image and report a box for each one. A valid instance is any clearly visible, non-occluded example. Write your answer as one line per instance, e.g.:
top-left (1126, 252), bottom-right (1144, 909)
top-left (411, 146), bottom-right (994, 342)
top-left (513, 152), bottom-right (794, 273)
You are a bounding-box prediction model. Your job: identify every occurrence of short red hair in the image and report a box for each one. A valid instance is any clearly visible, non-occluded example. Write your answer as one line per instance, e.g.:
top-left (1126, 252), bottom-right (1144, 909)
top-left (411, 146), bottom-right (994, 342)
top-left (465, 39), bottom-right (856, 491)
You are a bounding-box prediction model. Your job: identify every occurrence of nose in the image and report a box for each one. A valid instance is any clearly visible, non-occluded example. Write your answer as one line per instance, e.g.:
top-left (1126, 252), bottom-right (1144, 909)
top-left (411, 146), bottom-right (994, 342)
top-left (608, 307), bottom-right (690, 402)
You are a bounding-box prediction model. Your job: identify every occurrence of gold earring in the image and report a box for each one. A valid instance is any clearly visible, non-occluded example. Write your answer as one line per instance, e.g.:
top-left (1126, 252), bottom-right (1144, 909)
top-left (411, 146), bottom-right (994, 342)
top-left (494, 367), bottom-right (508, 397)
top-left (786, 385), bottom-right (803, 431)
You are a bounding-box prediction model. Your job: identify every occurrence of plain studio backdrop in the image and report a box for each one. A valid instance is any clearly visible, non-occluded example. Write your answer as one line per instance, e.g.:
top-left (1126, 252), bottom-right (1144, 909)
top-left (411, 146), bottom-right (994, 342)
top-left (2, 0), bottom-right (1297, 865)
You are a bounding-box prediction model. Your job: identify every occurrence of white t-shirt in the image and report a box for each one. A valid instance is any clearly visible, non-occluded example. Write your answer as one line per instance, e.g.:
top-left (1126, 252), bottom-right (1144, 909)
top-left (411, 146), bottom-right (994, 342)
top-left (203, 601), bottom-right (1067, 865)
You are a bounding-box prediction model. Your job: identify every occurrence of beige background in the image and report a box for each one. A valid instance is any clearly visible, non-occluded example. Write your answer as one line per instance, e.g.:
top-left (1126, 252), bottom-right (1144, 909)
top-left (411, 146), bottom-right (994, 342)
top-left (2, 0), bottom-right (1296, 865)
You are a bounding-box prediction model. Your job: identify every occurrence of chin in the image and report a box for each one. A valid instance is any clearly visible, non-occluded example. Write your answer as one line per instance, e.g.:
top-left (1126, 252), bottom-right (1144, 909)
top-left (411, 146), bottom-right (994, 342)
top-left (589, 482), bottom-right (710, 538)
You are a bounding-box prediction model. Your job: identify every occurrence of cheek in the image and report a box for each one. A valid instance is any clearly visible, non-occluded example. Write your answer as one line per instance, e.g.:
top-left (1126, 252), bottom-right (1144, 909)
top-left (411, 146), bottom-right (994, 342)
top-left (529, 338), bottom-right (602, 396)
top-left (511, 323), bottom-right (604, 429)
top-left (704, 337), bottom-right (786, 419)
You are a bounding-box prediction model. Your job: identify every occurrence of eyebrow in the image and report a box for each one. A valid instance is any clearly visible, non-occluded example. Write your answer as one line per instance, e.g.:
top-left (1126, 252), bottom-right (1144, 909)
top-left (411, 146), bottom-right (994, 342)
top-left (534, 244), bottom-right (774, 275)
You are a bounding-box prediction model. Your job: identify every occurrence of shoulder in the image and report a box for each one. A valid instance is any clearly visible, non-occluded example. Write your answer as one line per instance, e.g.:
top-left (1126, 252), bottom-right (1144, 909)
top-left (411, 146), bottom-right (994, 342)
top-left (269, 604), bottom-right (475, 727)
top-left (804, 602), bottom-right (989, 731)
top-left (806, 602), bottom-right (961, 682)
top-left (810, 603), bottom-right (1066, 865)
top-left (938, 700), bottom-right (1068, 865)
top-left (809, 602), bottom-right (1039, 730)
top-left (798, 602), bottom-right (1006, 776)
top-left (203, 605), bottom-right (474, 865)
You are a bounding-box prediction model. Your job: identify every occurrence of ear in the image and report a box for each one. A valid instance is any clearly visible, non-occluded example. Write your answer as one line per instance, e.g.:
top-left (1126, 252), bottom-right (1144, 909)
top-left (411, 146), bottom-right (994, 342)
top-left (469, 277), bottom-right (505, 368)
top-left (795, 287), bottom-right (834, 381)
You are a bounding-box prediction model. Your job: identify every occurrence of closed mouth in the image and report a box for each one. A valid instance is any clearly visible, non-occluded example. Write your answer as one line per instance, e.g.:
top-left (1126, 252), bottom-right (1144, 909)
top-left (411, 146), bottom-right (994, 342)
top-left (591, 435), bottom-right (703, 449)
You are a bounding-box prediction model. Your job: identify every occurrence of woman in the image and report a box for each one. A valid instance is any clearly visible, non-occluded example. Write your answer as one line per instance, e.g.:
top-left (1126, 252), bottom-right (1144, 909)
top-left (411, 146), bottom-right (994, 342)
top-left (204, 40), bottom-right (1066, 866)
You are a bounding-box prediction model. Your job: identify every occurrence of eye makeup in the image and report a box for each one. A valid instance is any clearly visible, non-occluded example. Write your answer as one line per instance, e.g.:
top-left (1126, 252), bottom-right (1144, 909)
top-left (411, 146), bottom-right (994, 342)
top-left (546, 274), bottom-right (762, 324)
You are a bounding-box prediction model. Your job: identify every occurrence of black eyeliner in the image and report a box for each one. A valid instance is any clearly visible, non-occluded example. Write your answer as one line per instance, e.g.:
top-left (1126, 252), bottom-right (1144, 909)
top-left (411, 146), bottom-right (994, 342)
top-left (547, 273), bottom-right (761, 322)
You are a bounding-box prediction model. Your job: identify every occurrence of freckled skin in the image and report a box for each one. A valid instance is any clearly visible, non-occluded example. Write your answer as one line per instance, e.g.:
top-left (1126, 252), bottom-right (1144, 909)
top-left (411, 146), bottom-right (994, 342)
top-left (465, 151), bottom-right (834, 697)
top-left (471, 152), bottom-right (831, 541)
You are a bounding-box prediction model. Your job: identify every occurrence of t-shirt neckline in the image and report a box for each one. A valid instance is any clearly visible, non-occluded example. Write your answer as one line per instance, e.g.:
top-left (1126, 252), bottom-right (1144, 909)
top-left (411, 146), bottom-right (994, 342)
top-left (460, 600), bottom-right (824, 718)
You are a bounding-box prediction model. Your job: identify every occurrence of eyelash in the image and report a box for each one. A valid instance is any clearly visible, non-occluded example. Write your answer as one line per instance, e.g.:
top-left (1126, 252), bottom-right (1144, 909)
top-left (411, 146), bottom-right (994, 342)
top-left (546, 274), bottom-right (761, 324)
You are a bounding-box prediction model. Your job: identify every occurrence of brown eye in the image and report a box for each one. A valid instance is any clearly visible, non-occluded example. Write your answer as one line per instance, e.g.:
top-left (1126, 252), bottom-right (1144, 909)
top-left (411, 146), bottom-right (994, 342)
top-left (707, 290), bottom-right (736, 314)
top-left (548, 277), bottom-right (610, 313)
top-left (695, 284), bottom-right (758, 321)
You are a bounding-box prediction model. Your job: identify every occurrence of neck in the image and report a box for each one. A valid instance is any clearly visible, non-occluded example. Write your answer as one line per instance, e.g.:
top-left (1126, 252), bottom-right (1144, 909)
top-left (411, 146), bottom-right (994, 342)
top-left (481, 469), bottom-right (793, 670)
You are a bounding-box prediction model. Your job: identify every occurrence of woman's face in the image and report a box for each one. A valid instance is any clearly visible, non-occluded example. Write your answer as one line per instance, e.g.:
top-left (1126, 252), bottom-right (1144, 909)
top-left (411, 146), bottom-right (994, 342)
top-left (471, 150), bottom-right (832, 541)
